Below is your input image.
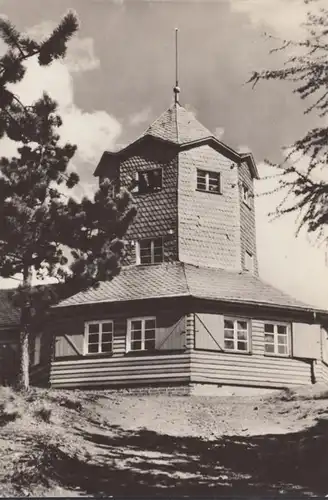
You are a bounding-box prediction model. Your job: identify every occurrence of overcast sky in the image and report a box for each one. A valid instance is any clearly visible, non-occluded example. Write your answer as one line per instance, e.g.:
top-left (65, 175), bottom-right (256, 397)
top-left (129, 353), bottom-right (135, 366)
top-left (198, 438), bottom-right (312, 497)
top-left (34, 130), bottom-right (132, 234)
top-left (1, 0), bottom-right (328, 308)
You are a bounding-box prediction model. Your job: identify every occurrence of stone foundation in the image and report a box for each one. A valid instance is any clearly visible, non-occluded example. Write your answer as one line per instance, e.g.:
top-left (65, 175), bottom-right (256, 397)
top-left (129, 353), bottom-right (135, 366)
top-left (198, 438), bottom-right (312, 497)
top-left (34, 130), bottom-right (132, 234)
top-left (103, 382), bottom-right (191, 396)
top-left (99, 382), bottom-right (281, 397)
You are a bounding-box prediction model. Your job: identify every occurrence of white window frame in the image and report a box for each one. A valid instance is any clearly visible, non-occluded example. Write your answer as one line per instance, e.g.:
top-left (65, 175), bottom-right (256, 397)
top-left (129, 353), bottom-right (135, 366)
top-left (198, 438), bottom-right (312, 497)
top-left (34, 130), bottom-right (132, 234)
top-left (136, 237), bottom-right (164, 265)
top-left (264, 321), bottom-right (291, 357)
top-left (196, 169), bottom-right (221, 194)
top-left (242, 183), bottom-right (251, 208)
top-left (245, 251), bottom-right (254, 273)
top-left (84, 320), bottom-right (114, 355)
top-left (126, 316), bottom-right (156, 352)
top-left (223, 317), bottom-right (250, 353)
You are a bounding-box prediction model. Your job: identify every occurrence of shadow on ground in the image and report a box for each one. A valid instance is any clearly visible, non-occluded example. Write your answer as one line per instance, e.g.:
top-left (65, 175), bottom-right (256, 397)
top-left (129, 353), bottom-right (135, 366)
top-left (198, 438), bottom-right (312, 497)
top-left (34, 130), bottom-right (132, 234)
top-left (50, 417), bottom-right (328, 497)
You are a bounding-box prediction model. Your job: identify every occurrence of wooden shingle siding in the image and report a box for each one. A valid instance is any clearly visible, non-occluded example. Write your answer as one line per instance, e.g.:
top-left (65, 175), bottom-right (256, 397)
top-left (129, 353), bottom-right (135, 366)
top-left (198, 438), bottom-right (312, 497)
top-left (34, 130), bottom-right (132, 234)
top-left (239, 161), bottom-right (258, 275)
top-left (50, 353), bottom-right (191, 389)
top-left (118, 140), bottom-right (179, 265)
top-left (178, 145), bottom-right (241, 271)
top-left (190, 350), bottom-right (312, 387)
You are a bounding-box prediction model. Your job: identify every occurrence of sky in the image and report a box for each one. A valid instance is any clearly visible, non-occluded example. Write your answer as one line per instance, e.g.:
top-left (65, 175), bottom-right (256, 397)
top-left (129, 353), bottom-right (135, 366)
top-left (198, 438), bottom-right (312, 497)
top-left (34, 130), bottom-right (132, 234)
top-left (0, 0), bottom-right (328, 308)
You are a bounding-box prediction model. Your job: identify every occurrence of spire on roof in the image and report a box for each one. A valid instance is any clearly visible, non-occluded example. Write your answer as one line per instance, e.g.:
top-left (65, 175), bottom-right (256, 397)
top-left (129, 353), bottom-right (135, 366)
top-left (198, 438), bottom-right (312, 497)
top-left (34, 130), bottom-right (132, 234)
top-left (173, 28), bottom-right (180, 104)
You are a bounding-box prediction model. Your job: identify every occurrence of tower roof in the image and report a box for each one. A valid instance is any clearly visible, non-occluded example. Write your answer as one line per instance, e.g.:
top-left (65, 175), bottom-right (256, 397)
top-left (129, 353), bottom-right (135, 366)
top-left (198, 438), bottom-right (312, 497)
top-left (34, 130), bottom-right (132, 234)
top-left (141, 102), bottom-right (213, 145)
top-left (95, 101), bottom-right (259, 179)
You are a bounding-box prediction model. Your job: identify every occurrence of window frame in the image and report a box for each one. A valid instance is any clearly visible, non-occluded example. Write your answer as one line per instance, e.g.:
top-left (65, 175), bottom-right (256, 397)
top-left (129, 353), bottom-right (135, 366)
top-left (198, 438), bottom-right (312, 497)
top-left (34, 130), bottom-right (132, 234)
top-left (133, 168), bottom-right (163, 195)
top-left (263, 321), bottom-right (291, 357)
top-left (126, 316), bottom-right (157, 353)
top-left (242, 183), bottom-right (252, 208)
top-left (84, 320), bottom-right (114, 356)
top-left (136, 237), bottom-right (164, 265)
top-left (196, 169), bottom-right (221, 194)
top-left (223, 317), bottom-right (251, 354)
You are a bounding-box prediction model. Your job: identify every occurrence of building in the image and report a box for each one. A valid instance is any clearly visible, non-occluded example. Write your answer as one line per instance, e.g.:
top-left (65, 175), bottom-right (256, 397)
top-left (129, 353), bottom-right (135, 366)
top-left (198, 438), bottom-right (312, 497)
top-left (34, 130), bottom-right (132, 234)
top-left (2, 92), bottom-right (328, 393)
top-left (41, 94), bottom-right (328, 394)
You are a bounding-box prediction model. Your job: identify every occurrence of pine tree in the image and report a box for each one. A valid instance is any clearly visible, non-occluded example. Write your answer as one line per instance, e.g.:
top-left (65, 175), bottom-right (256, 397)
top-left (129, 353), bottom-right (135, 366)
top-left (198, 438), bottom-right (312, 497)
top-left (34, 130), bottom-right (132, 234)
top-left (0, 15), bottom-right (136, 390)
top-left (249, 0), bottom-right (328, 238)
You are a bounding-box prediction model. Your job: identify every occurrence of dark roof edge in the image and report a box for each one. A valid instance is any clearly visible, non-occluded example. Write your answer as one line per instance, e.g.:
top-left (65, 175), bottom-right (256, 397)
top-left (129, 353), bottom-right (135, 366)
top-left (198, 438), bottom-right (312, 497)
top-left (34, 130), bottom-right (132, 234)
top-left (94, 135), bottom-right (179, 177)
top-left (52, 292), bottom-right (191, 310)
top-left (191, 295), bottom-right (328, 317)
top-left (179, 138), bottom-right (259, 179)
top-left (51, 291), bottom-right (327, 319)
top-left (94, 136), bottom-right (259, 179)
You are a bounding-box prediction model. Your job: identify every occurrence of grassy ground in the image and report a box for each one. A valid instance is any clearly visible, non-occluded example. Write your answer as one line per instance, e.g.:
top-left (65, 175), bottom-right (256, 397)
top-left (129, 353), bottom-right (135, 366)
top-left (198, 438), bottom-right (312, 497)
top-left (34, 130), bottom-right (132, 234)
top-left (1, 384), bottom-right (328, 497)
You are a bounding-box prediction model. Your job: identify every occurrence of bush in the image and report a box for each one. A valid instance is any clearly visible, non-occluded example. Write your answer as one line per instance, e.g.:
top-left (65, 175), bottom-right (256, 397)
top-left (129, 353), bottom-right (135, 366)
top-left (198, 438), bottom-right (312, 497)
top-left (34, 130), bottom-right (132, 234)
top-left (0, 401), bottom-right (22, 426)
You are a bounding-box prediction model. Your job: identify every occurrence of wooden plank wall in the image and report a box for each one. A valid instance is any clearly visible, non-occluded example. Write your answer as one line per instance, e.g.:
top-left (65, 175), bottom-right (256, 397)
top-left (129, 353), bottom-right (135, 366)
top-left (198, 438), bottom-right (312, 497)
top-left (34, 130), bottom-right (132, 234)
top-left (191, 350), bottom-right (312, 388)
top-left (192, 314), bottom-right (313, 387)
top-left (314, 361), bottom-right (328, 385)
top-left (50, 353), bottom-right (191, 388)
top-left (50, 309), bottom-right (190, 388)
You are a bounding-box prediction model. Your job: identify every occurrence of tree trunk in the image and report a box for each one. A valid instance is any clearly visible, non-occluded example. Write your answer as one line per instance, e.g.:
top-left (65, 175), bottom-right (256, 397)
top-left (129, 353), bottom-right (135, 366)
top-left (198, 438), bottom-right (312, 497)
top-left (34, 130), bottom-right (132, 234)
top-left (17, 266), bottom-right (33, 391)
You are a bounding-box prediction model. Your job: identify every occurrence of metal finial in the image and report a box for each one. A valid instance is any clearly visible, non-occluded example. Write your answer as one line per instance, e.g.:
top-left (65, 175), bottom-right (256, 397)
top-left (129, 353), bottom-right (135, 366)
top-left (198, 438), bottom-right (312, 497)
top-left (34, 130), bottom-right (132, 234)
top-left (173, 28), bottom-right (180, 104)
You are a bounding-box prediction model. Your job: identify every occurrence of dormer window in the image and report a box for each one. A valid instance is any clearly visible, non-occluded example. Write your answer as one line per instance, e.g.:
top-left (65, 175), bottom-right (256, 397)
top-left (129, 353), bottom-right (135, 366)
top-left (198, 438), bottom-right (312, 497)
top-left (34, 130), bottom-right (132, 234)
top-left (197, 169), bottom-right (221, 194)
top-left (242, 184), bottom-right (251, 207)
top-left (136, 238), bottom-right (164, 265)
top-left (134, 168), bottom-right (162, 194)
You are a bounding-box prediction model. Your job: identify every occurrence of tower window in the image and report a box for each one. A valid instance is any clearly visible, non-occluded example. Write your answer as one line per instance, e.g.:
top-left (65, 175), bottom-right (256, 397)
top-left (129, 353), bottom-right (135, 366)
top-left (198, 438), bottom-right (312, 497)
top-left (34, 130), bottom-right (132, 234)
top-left (136, 238), bottom-right (164, 265)
top-left (242, 184), bottom-right (251, 207)
top-left (197, 169), bottom-right (221, 194)
top-left (245, 251), bottom-right (254, 273)
top-left (134, 168), bottom-right (162, 194)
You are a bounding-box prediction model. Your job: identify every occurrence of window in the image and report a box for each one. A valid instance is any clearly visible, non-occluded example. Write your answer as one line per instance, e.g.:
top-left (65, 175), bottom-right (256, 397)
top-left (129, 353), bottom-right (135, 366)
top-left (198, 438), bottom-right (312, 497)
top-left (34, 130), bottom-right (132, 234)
top-left (33, 332), bottom-right (42, 366)
top-left (242, 184), bottom-right (251, 207)
top-left (264, 322), bottom-right (290, 356)
top-left (127, 317), bottom-right (156, 352)
top-left (134, 168), bottom-right (162, 194)
top-left (136, 238), bottom-right (163, 265)
top-left (85, 321), bottom-right (113, 354)
top-left (224, 318), bottom-right (249, 352)
top-left (197, 169), bottom-right (221, 194)
top-left (245, 251), bottom-right (254, 273)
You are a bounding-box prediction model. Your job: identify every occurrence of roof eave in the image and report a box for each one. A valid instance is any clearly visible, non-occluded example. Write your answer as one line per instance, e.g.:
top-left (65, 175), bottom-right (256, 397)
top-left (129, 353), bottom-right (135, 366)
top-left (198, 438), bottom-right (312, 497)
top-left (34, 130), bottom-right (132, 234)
top-left (93, 135), bottom-right (179, 177)
top-left (192, 294), bottom-right (328, 317)
top-left (179, 137), bottom-right (259, 179)
top-left (51, 291), bottom-right (328, 320)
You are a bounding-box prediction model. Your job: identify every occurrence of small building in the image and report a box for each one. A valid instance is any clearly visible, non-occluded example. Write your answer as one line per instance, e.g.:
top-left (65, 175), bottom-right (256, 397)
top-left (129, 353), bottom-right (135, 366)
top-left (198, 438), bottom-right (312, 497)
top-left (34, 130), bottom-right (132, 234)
top-left (0, 290), bottom-right (19, 386)
top-left (37, 97), bottom-right (328, 394)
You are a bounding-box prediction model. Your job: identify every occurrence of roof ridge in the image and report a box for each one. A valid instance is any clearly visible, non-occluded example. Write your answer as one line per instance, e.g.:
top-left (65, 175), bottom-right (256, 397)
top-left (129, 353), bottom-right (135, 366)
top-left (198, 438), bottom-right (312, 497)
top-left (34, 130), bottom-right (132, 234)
top-left (175, 102), bottom-right (179, 143)
top-left (181, 262), bottom-right (190, 295)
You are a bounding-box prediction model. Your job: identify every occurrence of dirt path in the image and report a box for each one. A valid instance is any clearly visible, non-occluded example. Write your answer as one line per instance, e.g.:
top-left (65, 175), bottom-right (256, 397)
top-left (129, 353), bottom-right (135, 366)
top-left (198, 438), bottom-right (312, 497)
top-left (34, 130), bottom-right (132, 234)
top-left (1, 385), bottom-right (328, 497)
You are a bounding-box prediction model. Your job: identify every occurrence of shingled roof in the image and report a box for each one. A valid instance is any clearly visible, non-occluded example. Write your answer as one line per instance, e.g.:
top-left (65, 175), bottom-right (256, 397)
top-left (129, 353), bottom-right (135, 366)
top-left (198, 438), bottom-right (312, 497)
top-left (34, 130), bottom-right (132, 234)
top-left (53, 262), bottom-right (321, 314)
top-left (94, 102), bottom-right (259, 179)
top-left (142, 103), bottom-right (213, 144)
